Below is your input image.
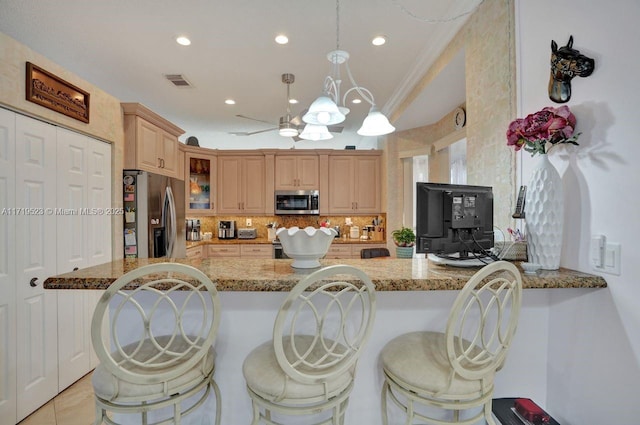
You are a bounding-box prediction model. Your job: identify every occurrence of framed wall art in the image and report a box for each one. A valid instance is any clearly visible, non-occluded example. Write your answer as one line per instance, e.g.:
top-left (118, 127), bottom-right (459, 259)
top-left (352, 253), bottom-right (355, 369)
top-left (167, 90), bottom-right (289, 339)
top-left (26, 62), bottom-right (90, 123)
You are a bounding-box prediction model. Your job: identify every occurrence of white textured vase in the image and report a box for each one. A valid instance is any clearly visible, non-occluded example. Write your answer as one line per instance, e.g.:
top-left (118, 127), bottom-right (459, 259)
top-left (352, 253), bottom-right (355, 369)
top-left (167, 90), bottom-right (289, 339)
top-left (524, 154), bottom-right (564, 270)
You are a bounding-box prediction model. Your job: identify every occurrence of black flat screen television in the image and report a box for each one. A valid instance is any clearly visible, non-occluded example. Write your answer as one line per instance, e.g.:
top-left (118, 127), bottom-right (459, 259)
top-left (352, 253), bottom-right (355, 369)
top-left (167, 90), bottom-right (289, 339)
top-left (416, 183), bottom-right (494, 259)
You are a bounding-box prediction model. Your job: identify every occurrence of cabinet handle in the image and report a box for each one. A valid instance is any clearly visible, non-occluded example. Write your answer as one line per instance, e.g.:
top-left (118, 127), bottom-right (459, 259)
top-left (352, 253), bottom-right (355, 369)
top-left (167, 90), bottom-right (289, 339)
top-left (30, 277), bottom-right (38, 287)
top-left (73, 267), bottom-right (79, 271)
top-left (161, 158), bottom-right (165, 168)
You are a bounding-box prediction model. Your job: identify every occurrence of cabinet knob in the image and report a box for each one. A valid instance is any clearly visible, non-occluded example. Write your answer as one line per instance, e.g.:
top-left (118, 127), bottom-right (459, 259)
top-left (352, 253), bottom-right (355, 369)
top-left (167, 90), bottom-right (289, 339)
top-left (29, 277), bottom-right (38, 287)
top-left (73, 267), bottom-right (79, 271)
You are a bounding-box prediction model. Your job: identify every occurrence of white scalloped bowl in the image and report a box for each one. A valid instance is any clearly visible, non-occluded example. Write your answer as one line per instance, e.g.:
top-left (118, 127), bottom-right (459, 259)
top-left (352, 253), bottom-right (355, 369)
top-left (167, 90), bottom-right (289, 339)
top-left (276, 226), bottom-right (338, 268)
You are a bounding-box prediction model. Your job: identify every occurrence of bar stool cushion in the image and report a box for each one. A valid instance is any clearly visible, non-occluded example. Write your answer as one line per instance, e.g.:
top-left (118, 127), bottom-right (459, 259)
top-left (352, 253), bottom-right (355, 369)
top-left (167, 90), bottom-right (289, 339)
top-left (93, 335), bottom-right (216, 402)
top-left (381, 331), bottom-right (488, 396)
top-left (243, 335), bottom-right (354, 401)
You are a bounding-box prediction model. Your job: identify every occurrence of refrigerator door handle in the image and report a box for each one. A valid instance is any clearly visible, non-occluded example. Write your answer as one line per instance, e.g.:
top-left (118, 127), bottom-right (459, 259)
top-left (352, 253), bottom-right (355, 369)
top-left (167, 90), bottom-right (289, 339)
top-left (164, 185), bottom-right (177, 258)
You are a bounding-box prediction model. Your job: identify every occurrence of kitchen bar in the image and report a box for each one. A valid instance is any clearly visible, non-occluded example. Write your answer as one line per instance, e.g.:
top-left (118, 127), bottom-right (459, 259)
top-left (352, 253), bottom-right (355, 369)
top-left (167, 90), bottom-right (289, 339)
top-left (44, 258), bottom-right (606, 424)
top-left (44, 257), bottom-right (607, 291)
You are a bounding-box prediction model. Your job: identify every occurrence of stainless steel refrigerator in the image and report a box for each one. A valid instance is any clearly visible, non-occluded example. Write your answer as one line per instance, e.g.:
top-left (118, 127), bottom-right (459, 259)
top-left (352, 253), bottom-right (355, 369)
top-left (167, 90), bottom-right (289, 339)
top-left (123, 170), bottom-right (186, 259)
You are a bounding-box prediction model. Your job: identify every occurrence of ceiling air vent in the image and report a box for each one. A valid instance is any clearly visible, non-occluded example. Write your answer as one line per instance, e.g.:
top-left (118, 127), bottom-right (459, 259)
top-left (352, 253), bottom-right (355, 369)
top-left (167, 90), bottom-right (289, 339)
top-left (164, 74), bottom-right (192, 88)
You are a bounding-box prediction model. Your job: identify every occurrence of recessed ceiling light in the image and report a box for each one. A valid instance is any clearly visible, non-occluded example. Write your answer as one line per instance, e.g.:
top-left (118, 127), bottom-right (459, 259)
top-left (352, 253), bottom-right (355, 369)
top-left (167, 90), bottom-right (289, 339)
top-left (352, 98), bottom-right (362, 104)
top-left (275, 34), bottom-right (289, 45)
top-left (176, 36), bottom-right (191, 46)
top-left (289, 98), bottom-right (298, 104)
top-left (225, 99), bottom-right (236, 105)
top-left (372, 35), bottom-right (386, 46)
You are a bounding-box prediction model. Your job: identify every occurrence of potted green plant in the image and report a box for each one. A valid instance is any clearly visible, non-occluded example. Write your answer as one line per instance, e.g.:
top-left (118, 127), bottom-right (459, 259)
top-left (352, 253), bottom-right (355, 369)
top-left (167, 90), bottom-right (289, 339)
top-left (391, 227), bottom-right (416, 259)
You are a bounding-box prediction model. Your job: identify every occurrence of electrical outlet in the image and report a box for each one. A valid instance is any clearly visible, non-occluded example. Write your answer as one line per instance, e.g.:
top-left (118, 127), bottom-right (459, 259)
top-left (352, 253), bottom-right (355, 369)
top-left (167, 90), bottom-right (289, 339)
top-left (246, 218), bottom-right (252, 227)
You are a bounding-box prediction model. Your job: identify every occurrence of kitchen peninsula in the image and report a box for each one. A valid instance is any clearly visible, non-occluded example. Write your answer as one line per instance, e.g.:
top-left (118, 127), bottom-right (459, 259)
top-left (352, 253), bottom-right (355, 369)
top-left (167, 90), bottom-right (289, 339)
top-left (44, 259), bottom-right (606, 424)
top-left (44, 257), bottom-right (606, 291)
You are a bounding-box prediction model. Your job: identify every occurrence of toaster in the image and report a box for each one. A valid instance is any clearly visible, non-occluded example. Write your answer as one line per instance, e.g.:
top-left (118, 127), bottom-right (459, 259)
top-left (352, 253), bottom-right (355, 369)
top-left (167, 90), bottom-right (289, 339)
top-left (237, 228), bottom-right (257, 239)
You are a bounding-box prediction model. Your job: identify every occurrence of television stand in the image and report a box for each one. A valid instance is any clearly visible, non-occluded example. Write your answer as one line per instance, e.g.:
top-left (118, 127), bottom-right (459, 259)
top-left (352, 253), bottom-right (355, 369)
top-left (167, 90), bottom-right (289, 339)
top-left (428, 253), bottom-right (496, 268)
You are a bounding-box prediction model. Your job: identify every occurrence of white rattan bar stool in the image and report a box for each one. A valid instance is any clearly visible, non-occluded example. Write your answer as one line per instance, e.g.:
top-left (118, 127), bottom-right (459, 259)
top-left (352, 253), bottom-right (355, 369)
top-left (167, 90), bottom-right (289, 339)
top-left (380, 261), bottom-right (523, 425)
top-left (91, 262), bottom-right (222, 425)
top-left (242, 264), bottom-right (377, 425)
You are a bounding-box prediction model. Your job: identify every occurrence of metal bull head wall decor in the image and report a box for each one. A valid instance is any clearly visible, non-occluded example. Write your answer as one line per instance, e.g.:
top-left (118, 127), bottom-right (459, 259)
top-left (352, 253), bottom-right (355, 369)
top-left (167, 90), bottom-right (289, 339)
top-left (549, 35), bottom-right (595, 103)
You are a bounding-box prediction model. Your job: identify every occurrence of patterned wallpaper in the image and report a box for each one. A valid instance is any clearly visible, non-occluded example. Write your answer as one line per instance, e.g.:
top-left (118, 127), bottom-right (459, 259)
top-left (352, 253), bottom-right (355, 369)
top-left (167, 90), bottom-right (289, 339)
top-left (383, 0), bottom-right (517, 238)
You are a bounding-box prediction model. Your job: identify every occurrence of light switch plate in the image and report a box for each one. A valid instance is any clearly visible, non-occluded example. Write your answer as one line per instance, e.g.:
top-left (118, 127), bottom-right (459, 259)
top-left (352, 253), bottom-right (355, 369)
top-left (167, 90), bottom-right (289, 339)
top-left (603, 243), bottom-right (621, 275)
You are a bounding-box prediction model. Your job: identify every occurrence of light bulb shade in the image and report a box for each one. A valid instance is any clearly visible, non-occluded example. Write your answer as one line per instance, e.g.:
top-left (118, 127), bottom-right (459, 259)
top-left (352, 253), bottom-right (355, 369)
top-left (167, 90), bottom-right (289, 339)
top-left (279, 126), bottom-right (299, 137)
top-left (279, 115), bottom-right (299, 137)
top-left (357, 107), bottom-right (395, 136)
top-left (302, 95), bottom-right (345, 125)
top-left (299, 124), bottom-right (333, 141)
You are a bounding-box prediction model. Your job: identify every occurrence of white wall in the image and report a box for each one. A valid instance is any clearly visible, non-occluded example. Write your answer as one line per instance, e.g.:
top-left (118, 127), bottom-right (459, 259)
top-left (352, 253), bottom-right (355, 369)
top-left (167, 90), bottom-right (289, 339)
top-left (516, 1), bottom-right (640, 423)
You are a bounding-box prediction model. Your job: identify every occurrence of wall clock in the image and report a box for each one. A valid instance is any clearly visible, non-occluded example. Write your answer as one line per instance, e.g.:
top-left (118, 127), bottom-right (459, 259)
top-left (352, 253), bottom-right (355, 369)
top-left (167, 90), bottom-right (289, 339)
top-left (454, 107), bottom-right (466, 130)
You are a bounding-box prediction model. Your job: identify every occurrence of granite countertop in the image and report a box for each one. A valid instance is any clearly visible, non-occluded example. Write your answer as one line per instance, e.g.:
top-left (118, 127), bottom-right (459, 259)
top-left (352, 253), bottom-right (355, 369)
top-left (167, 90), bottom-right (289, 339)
top-left (44, 258), bottom-right (607, 292)
top-left (187, 237), bottom-right (386, 248)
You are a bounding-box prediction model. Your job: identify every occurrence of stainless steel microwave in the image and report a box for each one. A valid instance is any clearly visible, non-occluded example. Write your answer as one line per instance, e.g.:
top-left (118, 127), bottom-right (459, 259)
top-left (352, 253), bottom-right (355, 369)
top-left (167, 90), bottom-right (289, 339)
top-left (274, 190), bottom-right (319, 215)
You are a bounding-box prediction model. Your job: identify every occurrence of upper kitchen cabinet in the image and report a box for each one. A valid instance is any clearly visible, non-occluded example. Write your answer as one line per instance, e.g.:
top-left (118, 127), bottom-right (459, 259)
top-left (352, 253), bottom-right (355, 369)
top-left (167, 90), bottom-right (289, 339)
top-left (122, 103), bottom-right (185, 178)
top-left (274, 153), bottom-right (319, 190)
top-left (183, 145), bottom-right (217, 215)
top-left (217, 153), bottom-right (266, 214)
top-left (328, 151), bottom-right (382, 214)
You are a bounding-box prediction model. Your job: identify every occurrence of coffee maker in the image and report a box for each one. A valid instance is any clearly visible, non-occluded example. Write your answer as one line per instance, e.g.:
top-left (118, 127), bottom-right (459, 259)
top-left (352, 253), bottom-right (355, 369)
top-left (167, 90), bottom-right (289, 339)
top-left (218, 220), bottom-right (236, 239)
top-left (186, 219), bottom-right (201, 241)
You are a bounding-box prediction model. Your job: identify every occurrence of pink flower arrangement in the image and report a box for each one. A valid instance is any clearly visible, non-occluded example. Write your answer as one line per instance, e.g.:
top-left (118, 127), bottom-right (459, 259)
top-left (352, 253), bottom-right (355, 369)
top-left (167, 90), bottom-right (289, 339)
top-left (507, 105), bottom-right (580, 156)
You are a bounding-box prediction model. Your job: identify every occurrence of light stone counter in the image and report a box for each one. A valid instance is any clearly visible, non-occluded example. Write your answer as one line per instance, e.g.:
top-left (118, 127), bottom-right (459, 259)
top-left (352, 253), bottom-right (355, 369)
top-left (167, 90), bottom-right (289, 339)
top-left (44, 257), bottom-right (607, 291)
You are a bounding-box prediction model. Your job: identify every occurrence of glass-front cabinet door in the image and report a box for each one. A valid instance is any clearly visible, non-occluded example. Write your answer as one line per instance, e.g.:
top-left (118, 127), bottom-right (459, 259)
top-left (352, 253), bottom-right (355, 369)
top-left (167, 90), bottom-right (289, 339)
top-left (185, 151), bottom-right (216, 215)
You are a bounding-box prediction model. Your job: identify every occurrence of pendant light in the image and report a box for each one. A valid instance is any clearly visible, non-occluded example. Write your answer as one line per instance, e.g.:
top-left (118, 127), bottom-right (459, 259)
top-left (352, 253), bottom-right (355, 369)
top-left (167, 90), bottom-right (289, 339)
top-left (302, 0), bottom-right (395, 137)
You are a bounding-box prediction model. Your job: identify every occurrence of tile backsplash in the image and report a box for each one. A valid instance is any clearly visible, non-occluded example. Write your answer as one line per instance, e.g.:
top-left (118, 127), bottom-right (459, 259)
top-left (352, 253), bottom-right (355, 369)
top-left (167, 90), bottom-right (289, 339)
top-left (188, 214), bottom-right (387, 241)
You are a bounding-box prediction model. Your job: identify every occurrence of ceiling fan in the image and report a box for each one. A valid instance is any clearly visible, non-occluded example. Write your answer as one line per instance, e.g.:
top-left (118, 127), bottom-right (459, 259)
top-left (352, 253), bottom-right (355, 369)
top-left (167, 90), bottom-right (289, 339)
top-left (229, 73), bottom-right (343, 140)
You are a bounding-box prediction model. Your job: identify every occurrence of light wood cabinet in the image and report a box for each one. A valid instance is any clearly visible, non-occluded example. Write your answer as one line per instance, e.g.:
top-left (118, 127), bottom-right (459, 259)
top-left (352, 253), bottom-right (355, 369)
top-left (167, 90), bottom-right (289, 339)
top-left (325, 243), bottom-right (387, 259)
top-left (274, 154), bottom-right (319, 190)
top-left (205, 244), bottom-right (272, 259)
top-left (328, 153), bottom-right (381, 214)
top-left (186, 245), bottom-right (204, 259)
top-left (184, 147), bottom-right (217, 215)
top-left (241, 244), bottom-right (272, 258)
top-left (208, 244), bottom-right (241, 258)
top-left (217, 155), bottom-right (266, 214)
top-left (325, 245), bottom-right (352, 259)
top-left (122, 103), bottom-right (184, 178)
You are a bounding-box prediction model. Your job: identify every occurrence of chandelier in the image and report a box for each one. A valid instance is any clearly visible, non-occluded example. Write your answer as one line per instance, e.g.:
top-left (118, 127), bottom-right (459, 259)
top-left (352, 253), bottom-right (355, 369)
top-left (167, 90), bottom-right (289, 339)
top-left (300, 0), bottom-right (395, 139)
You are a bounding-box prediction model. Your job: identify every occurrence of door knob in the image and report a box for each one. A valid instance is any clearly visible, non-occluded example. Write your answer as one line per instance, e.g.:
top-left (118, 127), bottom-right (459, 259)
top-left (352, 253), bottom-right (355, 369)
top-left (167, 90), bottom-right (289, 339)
top-left (30, 277), bottom-right (38, 287)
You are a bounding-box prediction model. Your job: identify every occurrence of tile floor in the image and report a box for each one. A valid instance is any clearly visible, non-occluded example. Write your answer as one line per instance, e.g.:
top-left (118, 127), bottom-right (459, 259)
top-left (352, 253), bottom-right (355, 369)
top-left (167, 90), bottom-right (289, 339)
top-left (19, 372), bottom-right (95, 425)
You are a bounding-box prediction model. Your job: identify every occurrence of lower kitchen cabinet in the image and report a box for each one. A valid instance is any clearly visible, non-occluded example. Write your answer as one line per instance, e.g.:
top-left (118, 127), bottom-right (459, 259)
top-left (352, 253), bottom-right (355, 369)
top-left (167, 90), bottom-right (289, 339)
top-left (325, 245), bottom-right (353, 259)
top-left (186, 245), bottom-right (204, 259)
top-left (325, 243), bottom-right (387, 259)
top-left (240, 244), bottom-right (272, 258)
top-left (206, 243), bottom-right (272, 259)
top-left (208, 244), bottom-right (241, 258)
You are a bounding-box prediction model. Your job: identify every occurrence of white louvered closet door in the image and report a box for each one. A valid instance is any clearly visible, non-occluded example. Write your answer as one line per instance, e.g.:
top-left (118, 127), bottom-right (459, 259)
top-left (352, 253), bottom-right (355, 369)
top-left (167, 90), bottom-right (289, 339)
top-left (14, 114), bottom-right (58, 422)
